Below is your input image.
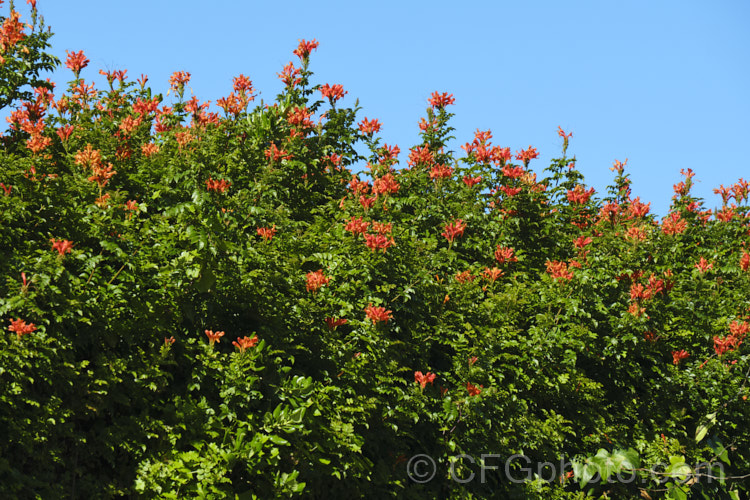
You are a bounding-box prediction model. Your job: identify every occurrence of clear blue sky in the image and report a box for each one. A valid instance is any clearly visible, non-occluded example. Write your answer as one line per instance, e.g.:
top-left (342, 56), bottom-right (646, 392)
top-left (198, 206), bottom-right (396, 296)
top-left (8, 0), bottom-right (750, 216)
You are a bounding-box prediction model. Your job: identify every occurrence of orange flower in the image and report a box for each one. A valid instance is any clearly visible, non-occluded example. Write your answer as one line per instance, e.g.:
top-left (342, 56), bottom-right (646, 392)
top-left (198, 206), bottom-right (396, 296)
top-left (414, 371), bottom-right (436, 389)
top-left (8, 318), bottom-right (36, 340)
top-left (278, 62), bottom-right (302, 87)
top-left (515, 146), bottom-right (539, 164)
top-left (257, 226), bottom-right (277, 241)
top-left (672, 349), bottom-right (690, 365)
top-left (169, 71), bottom-right (191, 91)
top-left (205, 178), bottom-right (231, 193)
top-left (264, 143), bottom-right (293, 163)
top-left (293, 38), bottom-right (319, 60)
top-left (320, 83), bottom-right (347, 102)
top-left (324, 317), bottom-right (348, 331)
top-left (566, 185), bottom-right (595, 204)
top-left (499, 186), bottom-right (522, 197)
top-left (364, 233), bottom-right (395, 252)
top-left (694, 257), bottom-right (713, 273)
top-left (358, 117), bottom-right (382, 135)
top-left (494, 246), bottom-right (517, 265)
top-left (429, 164), bottom-right (453, 180)
top-left (164, 336), bottom-right (176, 346)
top-left (408, 145), bottom-right (433, 167)
top-left (455, 270), bottom-right (474, 283)
top-left (740, 252), bottom-right (750, 272)
top-left (365, 304), bottom-right (392, 325)
top-left (372, 173), bottom-right (400, 197)
top-left (232, 334), bottom-right (259, 353)
top-left (205, 329), bottom-right (225, 346)
top-left (466, 382), bottom-right (482, 396)
top-left (428, 91), bottom-right (455, 108)
top-left (442, 219), bottom-right (466, 243)
top-left (50, 238), bottom-right (73, 256)
top-left (65, 50), bottom-right (89, 75)
top-left (662, 212), bottom-right (687, 235)
top-left (557, 126), bottom-right (573, 140)
top-left (462, 176), bottom-right (482, 188)
top-left (344, 216), bottom-right (369, 236)
top-left (88, 163), bottom-right (117, 188)
top-left (573, 236), bottom-right (592, 248)
top-left (546, 260), bottom-right (573, 281)
top-left (306, 269), bottom-right (329, 293)
top-left (359, 195), bottom-right (376, 211)
top-left (482, 267), bottom-right (504, 282)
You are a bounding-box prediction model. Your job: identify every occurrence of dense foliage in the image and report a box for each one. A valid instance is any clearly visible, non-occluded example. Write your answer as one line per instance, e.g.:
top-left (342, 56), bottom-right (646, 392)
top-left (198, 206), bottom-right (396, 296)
top-left (2, 3), bottom-right (749, 498)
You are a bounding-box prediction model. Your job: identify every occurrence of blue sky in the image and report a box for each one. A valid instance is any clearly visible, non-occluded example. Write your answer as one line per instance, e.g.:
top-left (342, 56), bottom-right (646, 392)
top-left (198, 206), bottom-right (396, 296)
top-left (8, 0), bottom-right (750, 216)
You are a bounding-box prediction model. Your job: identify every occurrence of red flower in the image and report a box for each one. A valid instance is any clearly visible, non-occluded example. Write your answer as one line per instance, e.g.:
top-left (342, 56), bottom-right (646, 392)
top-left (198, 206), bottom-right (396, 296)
top-left (546, 260), bottom-right (573, 281)
top-left (466, 382), bottom-right (482, 396)
top-left (364, 233), bottom-right (395, 252)
top-left (482, 267), bottom-right (504, 282)
top-left (287, 106), bottom-right (314, 129)
top-left (344, 216), bottom-right (370, 236)
top-left (442, 219), bottom-right (466, 243)
top-left (468, 356), bottom-right (478, 366)
top-left (257, 226), bottom-right (277, 241)
top-left (142, 143), bottom-right (159, 157)
top-left (372, 222), bottom-right (392, 234)
top-left (293, 38), bottom-right (319, 60)
top-left (359, 195), bottom-right (376, 210)
top-left (169, 71), bottom-right (191, 91)
top-left (205, 178), bottom-right (231, 193)
top-left (740, 252), bottom-right (750, 272)
top-left (264, 143), bottom-right (293, 163)
top-left (462, 176), bottom-right (482, 188)
top-left (51, 238), bottom-right (73, 256)
top-left (574, 236), bottom-right (592, 248)
top-left (8, 318), bottom-right (36, 340)
top-left (88, 163), bottom-right (117, 188)
top-left (324, 317), bottom-right (348, 331)
top-left (428, 91), bottom-right (455, 108)
top-left (56, 125), bottom-right (74, 142)
top-left (372, 173), bottom-right (400, 197)
top-left (566, 185), bottom-right (595, 204)
top-left (662, 212), bottom-right (687, 235)
top-left (125, 200), bottom-right (138, 212)
top-left (65, 50), bottom-right (89, 75)
top-left (306, 269), bottom-right (329, 293)
top-left (232, 334), bottom-right (259, 353)
top-left (205, 329), bottom-right (225, 346)
top-left (494, 246), bottom-right (517, 265)
top-left (515, 146), bottom-right (539, 164)
top-left (672, 349), bottom-right (690, 365)
top-left (359, 117), bottom-right (382, 135)
top-left (499, 186), bottom-right (522, 197)
top-left (232, 73), bottom-right (254, 94)
top-left (365, 304), bottom-right (392, 325)
top-left (408, 145), bottom-right (434, 167)
top-left (164, 336), bottom-right (176, 346)
top-left (694, 257), bottom-right (713, 273)
top-left (320, 83), bottom-right (347, 102)
top-left (278, 62), bottom-right (302, 87)
top-left (429, 164), bottom-right (453, 180)
top-left (455, 270), bottom-right (474, 283)
top-left (1, 183), bottom-right (12, 196)
top-left (414, 371), bottom-right (436, 389)
top-left (557, 126), bottom-right (572, 140)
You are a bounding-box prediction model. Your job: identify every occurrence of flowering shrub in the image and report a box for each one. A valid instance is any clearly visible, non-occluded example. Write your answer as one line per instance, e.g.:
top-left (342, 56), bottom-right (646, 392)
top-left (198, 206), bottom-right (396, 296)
top-left (1, 3), bottom-right (750, 499)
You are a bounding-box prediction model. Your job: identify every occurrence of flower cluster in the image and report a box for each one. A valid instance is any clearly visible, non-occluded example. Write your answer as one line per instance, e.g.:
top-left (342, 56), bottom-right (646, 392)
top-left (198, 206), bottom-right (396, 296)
top-left (306, 269), bottom-right (329, 293)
